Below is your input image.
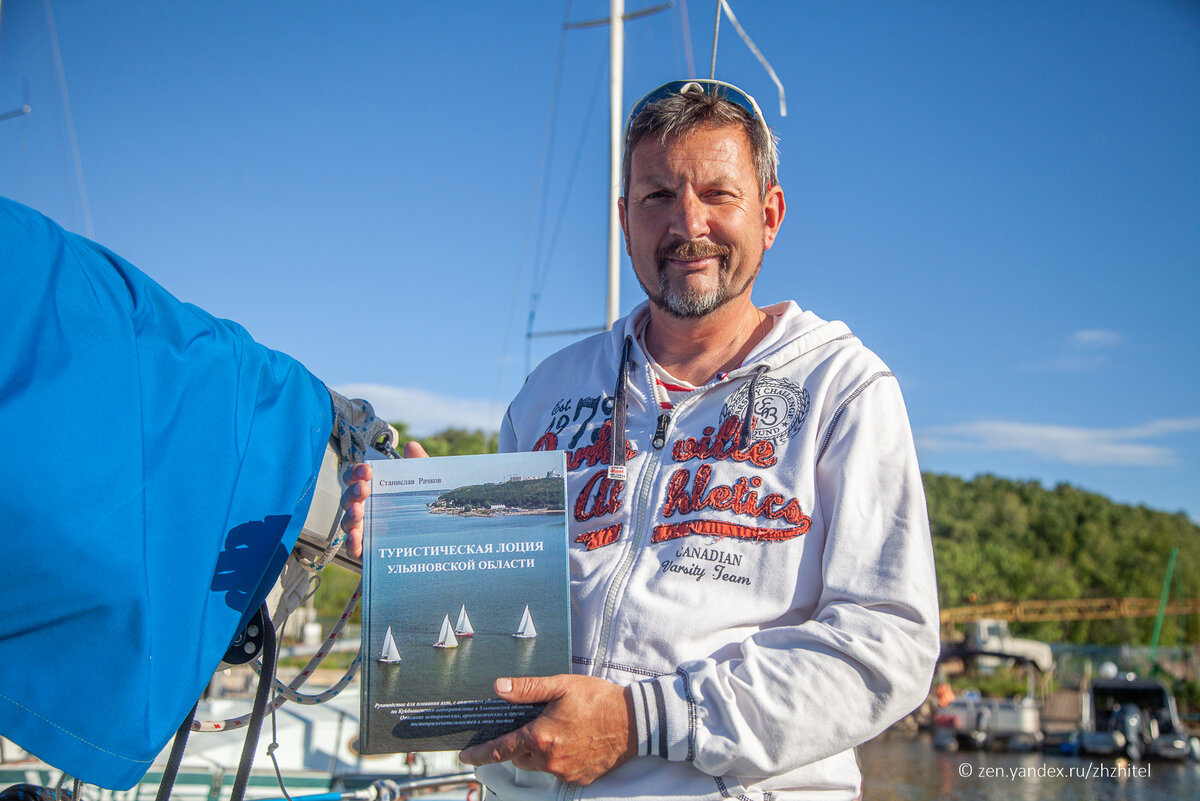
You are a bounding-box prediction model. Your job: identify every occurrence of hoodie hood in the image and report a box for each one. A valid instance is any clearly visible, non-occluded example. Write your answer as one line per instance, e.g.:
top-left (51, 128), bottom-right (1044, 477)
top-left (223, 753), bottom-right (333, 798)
top-left (606, 300), bottom-right (855, 473)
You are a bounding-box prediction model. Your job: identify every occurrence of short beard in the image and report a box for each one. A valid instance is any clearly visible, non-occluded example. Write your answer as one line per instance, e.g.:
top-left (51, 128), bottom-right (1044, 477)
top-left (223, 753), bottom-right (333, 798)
top-left (657, 275), bottom-right (728, 319)
top-left (638, 239), bottom-right (757, 320)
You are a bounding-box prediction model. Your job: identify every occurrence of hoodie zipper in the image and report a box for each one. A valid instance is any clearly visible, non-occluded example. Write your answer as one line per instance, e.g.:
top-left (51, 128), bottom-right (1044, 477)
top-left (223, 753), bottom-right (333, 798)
top-left (589, 358), bottom-right (773, 676)
top-left (571, 366), bottom-right (674, 800)
top-left (573, 355), bottom-right (765, 797)
top-left (589, 364), bottom-right (670, 681)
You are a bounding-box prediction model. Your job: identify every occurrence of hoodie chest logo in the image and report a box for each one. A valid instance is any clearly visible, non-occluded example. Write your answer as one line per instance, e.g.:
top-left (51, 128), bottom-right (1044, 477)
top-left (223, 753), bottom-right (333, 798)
top-left (719, 377), bottom-right (809, 445)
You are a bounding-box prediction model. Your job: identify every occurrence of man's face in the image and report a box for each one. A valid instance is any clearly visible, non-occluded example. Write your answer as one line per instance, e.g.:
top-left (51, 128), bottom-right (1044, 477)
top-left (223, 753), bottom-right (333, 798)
top-left (619, 124), bottom-right (784, 319)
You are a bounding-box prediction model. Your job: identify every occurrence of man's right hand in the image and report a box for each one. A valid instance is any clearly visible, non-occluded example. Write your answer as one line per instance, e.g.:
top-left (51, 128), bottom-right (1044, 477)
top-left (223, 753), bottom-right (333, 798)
top-left (340, 441), bottom-right (429, 557)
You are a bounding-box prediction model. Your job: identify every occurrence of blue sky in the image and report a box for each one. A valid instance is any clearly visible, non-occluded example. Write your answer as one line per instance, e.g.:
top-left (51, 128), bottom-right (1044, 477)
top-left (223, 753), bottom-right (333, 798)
top-left (2, 1), bottom-right (1197, 520)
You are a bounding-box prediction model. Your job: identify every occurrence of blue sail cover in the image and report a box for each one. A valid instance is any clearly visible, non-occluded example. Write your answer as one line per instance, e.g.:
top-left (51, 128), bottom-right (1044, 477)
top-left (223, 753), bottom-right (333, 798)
top-left (0, 198), bottom-right (333, 789)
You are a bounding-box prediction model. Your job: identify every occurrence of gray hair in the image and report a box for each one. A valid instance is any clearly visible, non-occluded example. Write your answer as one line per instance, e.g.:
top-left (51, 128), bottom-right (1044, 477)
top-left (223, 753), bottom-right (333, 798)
top-left (622, 87), bottom-right (780, 200)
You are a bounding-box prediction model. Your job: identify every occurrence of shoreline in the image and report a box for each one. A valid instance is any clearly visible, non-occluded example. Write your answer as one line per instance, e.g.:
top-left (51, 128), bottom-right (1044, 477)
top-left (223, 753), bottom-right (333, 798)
top-left (428, 507), bottom-right (563, 518)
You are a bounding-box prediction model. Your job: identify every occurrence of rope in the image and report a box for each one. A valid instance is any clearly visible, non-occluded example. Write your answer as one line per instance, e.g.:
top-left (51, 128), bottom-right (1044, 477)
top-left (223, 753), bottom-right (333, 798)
top-left (293, 501), bottom-right (348, 573)
top-left (41, 0), bottom-right (94, 237)
top-left (709, 0), bottom-right (721, 79)
top-left (719, 0), bottom-right (786, 117)
top-left (265, 689), bottom-right (296, 801)
top-left (228, 608), bottom-right (278, 801)
top-left (678, 0), bottom-right (696, 78)
top-left (154, 703), bottom-right (198, 801)
top-left (192, 583), bottom-right (363, 732)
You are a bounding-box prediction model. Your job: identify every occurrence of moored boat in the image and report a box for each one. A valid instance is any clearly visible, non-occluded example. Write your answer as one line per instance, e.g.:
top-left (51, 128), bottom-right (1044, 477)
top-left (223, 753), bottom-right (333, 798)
top-left (1072, 672), bottom-right (1199, 761)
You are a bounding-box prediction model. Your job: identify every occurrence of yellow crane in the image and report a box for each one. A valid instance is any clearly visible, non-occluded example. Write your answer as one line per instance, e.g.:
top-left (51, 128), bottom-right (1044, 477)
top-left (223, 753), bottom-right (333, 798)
top-left (940, 597), bottom-right (1200, 626)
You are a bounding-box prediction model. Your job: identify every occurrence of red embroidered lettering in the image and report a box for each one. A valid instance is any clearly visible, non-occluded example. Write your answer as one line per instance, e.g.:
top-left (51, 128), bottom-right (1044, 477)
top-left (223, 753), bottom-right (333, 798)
top-left (659, 470), bottom-right (811, 532)
top-left (662, 468), bottom-right (693, 516)
top-left (576, 524), bottom-right (623, 550)
top-left (651, 519), bottom-right (808, 544)
top-left (691, 463), bottom-right (712, 511)
top-left (671, 416), bottom-right (776, 467)
top-left (708, 485), bottom-right (734, 510)
top-left (573, 469), bottom-right (624, 522)
top-left (760, 493), bottom-right (787, 519)
top-left (778, 497), bottom-right (808, 525)
top-left (747, 440), bottom-right (777, 468)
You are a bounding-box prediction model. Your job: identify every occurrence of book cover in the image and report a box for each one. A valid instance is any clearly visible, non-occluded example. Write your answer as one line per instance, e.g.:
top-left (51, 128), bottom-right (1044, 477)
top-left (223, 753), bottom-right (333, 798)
top-left (359, 450), bottom-right (570, 754)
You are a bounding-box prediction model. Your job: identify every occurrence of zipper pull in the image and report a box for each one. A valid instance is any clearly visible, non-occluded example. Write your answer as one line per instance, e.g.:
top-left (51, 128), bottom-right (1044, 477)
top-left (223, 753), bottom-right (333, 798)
top-left (652, 412), bottom-right (671, 450)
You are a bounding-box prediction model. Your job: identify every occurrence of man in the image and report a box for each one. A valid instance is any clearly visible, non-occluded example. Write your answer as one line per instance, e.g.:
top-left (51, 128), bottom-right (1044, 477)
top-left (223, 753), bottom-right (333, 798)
top-left (347, 79), bottom-right (938, 799)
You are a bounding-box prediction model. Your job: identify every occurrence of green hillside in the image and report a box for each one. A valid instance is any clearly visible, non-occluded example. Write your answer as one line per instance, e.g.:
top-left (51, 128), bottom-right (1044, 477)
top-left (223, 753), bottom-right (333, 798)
top-left (926, 472), bottom-right (1199, 645)
top-left (434, 476), bottom-right (565, 512)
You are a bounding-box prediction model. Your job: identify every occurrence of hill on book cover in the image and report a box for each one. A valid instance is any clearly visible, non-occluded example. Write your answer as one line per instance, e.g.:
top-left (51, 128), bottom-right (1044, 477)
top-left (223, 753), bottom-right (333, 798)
top-left (360, 450), bottom-right (570, 753)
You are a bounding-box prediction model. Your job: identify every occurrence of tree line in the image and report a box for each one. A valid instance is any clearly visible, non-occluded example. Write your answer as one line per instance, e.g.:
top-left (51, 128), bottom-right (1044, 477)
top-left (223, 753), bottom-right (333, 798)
top-left (435, 476), bottom-right (565, 512)
top-left (925, 472), bottom-right (1198, 646)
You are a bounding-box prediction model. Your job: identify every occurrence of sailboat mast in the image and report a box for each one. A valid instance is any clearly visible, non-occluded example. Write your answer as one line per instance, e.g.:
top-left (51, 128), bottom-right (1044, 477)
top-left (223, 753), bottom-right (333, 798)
top-left (605, 0), bottom-right (624, 330)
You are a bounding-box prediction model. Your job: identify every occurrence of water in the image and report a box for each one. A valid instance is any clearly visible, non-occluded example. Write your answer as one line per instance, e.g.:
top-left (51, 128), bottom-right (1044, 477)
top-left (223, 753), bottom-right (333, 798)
top-left (858, 733), bottom-right (1200, 800)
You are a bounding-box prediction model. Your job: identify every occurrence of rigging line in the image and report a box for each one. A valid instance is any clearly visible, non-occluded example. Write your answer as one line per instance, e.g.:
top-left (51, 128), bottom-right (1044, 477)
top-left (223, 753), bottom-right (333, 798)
top-left (709, 0), bottom-right (720, 79)
top-left (720, 0), bottom-right (786, 117)
top-left (42, 0), bottom-right (92, 238)
top-left (565, 2), bottom-right (675, 30)
top-left (530, 54), bottom-right (607, 304)
top-left (678, 0), bottom-right (695, 79)
top-left (0, 104), bottom-right (31, 121)
top-left (524, 53), bottom-right (607, 376)
top-left (494, 0), bottom-right (575, 406)
top-left (529, 7), bottom-right (579, 301)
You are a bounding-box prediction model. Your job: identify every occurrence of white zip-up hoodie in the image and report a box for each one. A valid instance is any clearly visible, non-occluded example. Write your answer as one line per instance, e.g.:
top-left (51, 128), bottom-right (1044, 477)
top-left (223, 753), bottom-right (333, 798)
top-left (486, 301), bottom-right (939, 800)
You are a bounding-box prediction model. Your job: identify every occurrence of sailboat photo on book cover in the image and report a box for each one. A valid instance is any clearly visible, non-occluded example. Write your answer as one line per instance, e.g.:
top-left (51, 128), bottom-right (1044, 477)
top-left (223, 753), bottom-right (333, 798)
top-left (360, 450), bottom-right (570, 754)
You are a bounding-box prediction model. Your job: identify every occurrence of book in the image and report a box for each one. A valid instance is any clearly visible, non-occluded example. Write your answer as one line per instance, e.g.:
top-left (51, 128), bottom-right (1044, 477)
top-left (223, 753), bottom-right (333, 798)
top-left (359, 450), bottom-right (571, 754)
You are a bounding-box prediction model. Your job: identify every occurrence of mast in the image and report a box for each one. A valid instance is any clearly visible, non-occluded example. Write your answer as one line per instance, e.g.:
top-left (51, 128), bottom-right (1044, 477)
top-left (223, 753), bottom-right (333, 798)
top-left (605, 0), bottom-right (624, 330)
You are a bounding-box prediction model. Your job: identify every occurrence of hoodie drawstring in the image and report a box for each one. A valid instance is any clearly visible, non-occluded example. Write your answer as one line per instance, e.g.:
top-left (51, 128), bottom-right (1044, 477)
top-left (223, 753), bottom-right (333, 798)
top-left (739, 365), bottom-right (769, 450)
top-left (609, 334), bottom-right (767, 472)
top-left (607, 336), bottom-right (633, 481)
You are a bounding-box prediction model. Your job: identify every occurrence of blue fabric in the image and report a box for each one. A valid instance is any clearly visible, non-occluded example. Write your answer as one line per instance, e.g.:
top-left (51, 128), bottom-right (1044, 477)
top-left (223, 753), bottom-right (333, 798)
top-left (0, 198), bottom-right (333, 789)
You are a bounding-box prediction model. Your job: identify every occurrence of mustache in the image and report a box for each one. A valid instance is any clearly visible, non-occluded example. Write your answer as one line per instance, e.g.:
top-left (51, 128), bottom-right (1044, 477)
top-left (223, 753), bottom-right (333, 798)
top-left (656, 239), bottom-right (730, 264)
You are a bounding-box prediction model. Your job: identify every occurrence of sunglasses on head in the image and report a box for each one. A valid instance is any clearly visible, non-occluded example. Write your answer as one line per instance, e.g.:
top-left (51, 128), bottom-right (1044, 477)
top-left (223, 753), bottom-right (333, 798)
top-left (626, 79), bottom-right (768, 136)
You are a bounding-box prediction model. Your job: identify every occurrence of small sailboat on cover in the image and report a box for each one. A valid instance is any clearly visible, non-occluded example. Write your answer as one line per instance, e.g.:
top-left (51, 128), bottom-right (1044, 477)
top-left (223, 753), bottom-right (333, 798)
top-left (512, 605), bottom-right (537, 639)
top-left (377, 626), bottom-right (402, 663)
top-left (454, 604), bottom-right (475, 637)
top-left (434, 614), bottom-right (459, 648)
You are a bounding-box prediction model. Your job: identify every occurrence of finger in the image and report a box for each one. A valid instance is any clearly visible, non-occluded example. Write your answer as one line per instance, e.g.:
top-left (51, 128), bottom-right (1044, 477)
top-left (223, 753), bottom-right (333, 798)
top-left (404, 441), bottom-right (430, 458)
top-left (346, 526), bottom-right (363, 559)
top-left (495, 675), bottom-right (566, 704)
top-left (459, 729), bottom-right (527, 767)
top-left (341, 496), bottom-right (364, 558)
top-left (340, 477), bottom-right (370, 513)
top-left (340, 496), bottom-right (362, 527)
top-left (341, 461), bottom-right (372, 485)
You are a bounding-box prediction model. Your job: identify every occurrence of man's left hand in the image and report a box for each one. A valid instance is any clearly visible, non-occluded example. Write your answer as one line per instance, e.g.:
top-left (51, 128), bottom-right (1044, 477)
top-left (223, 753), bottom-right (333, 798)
top-left (459, 674), bottom-right (637, 785)
top-left (340, 441), bottom-right (428, 558)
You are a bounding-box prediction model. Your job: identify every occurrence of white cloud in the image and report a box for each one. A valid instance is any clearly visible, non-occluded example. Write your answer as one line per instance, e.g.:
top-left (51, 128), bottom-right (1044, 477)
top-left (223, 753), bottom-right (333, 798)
top-left (917, 417), bottom-right (1200, 466)
top-left (1070, 329), bottom-right (1122, 349)
top-left (333, 383), bottom-right (506, 436)
top-left (1032, 328), bottom-right (1124, 371)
